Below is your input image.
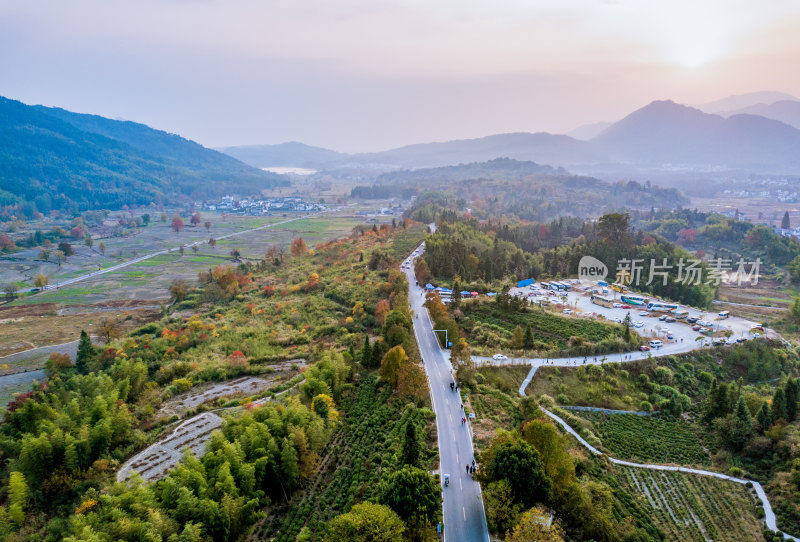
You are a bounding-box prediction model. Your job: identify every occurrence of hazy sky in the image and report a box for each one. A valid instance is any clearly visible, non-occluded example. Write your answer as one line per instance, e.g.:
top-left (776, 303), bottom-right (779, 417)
top-left (3, 0), bottom-right (800, 152)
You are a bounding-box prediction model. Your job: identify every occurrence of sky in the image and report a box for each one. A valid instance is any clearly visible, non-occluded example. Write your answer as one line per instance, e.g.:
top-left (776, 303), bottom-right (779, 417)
top-left (3, 0), bottom-right (800, 152)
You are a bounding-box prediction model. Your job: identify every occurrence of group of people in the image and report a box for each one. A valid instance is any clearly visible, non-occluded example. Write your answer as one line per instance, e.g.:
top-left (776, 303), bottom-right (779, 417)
top-left (465, 460), bottom-right (476, 475)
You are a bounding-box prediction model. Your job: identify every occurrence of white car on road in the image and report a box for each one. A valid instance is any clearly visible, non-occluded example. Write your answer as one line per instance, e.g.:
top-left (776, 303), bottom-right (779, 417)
top-left (492, 354), bottom-right (508, 361)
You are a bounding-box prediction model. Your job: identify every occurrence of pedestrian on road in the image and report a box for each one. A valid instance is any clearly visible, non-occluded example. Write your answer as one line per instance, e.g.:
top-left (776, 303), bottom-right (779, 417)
top-left (461, 403), bottom-right (463, 409)
top-left (471, 459), bottom-right (475, 467)
top-left (466, 464), bottom-right (470, 474)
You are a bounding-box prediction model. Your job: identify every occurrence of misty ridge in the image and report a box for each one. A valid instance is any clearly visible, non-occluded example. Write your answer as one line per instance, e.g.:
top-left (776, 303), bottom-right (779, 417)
top-left (4, 90), bottom-right (800, 214)
top-left (221, 92), bottom-right (800, 177)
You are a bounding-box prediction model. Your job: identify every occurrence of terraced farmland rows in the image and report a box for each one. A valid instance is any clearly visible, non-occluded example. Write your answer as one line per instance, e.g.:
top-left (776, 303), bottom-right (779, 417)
top-left (583, 412), bottom-right (710, 466)
top-left (117, 412), bottom-right (223, 482)
top-left (619, 467), bottom-right (764, 542)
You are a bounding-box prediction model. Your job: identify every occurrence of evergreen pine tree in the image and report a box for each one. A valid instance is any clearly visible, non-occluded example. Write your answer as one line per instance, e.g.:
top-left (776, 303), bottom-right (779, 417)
top-left (756, 400), bottom-right (772, 433)
top-left (772, 387), bottom-right (788, 422)
top-left (730, 395), bottom-right (754, 450)
top-left (361, 335), bottom-right (372, 367)
top-left (785, 378), bottom-right (798, 422)
top-left (524, 325), bottom-right (534, 349)
top-left (75, 330), bottom-right (95, 374)
top-left (401, 418), bottom-right (422, 467)
top-left (782, 211), bottom-right (791, 229)
top-left (703, 379), bottom-right (729, 424)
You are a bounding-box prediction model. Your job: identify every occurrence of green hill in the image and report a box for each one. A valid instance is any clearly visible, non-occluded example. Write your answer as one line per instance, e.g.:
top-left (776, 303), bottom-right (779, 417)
top-left (0, 96), bottom-right (288, 214)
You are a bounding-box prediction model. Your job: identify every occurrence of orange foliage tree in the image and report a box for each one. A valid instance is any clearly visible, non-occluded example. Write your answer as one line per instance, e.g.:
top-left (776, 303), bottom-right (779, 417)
top-left (291, 237), bottom-right (307, 256)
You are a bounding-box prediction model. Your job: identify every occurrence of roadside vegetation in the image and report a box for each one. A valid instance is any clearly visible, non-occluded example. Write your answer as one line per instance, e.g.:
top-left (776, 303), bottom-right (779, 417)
top-left (0, 220), bottom-right (444, 541)
top-left (457, 296), bottom-right (642, 357)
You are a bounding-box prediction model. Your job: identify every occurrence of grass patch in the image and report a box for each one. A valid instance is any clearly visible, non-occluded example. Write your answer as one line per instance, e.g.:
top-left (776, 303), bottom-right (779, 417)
top-left (459, 299), bottom-right (641, 356)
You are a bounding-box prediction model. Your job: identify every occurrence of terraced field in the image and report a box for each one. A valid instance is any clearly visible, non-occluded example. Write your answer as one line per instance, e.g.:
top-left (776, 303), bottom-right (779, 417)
top-left (583, 411), bottom-right (710, 466)
top-left (117, 412), bottom-right (223, 482)
top-left (618, 467), bottom-right (764, 542)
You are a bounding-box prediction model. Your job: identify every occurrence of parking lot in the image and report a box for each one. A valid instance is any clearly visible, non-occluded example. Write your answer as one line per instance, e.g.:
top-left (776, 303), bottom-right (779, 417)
top-left (508, 282), bottom-right (772, 355)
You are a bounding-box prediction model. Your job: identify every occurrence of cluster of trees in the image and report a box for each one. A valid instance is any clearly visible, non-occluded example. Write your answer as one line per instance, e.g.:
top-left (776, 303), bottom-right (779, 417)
top-left (703, 376), bottom-right (799, 452)
top-left (419, 213), bottom-right (716, 307)
top-left (633, 208), bottom-right (800, 272)
top-left (66, 382), bottom-right (342, 541)
top-left (196, 265), bottom-right (252, 303)
top-left (0, 96), bottom-right (289, 214)
top-left (479, 420), bottom-right (655, 541)
top-left (424, 291), bottom-right (459, 351)
top-left (401, 161), bottom-right (686, 224)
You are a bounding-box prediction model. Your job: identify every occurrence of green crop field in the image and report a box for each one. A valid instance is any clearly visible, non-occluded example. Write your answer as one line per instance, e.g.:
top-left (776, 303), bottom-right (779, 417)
top-left (581, 411), bottom-right (710, 465)
top-left (614, 467), bottom-right (764, 542)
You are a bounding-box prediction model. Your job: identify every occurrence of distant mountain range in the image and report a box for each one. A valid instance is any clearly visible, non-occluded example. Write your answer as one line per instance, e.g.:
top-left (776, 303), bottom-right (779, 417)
top-left (223, 97), bottom-right (800, 174)
top-left (0, 97), bottom-right (287, 213)
top-left (694, 91), bottom-right (799, 114)
top-left (715, 100), bottom-right (800, 130)
top-left (592, 100), bottom-right (800, 168)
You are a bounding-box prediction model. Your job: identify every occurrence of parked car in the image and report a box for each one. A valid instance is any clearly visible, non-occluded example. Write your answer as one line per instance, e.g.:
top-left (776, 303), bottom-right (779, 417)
top-left (639, 345), bottom-right (651, 352)
top-left (613, 303), bottom-right (622, 308)
top-left (658, 315), bottom-right (668, 321)
top-left (692, 325), bottom-right (702, 331)
top-left (562, 309), bottom-right (573, 314)
top-left (665, 317), bottom-right (676, 323)
top-left (492, 354), bottom-right (508, 361)
top-left (687, 317), bottom-right (698, 323)
top-left (621, 304), bottom-right (631, 309)
top-left (639, 311), bottom-right (650, 317)
top-left (634, 321), bottom-right (644, 328)
top-left (649, 339), bottom-right (663, 348)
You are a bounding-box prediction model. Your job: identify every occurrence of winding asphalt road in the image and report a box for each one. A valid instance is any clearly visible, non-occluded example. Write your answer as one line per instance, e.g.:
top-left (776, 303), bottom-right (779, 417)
top-left (403, 245), bottom-right (490, 542)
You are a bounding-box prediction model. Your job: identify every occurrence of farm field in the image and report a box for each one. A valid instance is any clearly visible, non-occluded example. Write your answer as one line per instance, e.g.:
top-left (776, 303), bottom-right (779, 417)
top-left (615, 466), bottom-right (765, 542)
top-left (156, 363), bottom-right (305, 418)
top-left (117, 412), bottom-right (224, 483)
top-left (0, 214), bottom-right (369, 365)
top-left (580, 411), bottom-right (710, 466)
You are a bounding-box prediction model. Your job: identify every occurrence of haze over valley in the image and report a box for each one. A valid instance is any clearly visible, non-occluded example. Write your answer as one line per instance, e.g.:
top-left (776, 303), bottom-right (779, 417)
top-left (3, 2), bottom-right (800, 541)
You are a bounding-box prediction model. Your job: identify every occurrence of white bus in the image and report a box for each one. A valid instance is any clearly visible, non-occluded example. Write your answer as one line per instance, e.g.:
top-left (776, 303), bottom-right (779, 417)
top-left (647, 301), bottom-right (678, 313)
